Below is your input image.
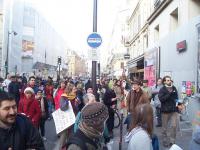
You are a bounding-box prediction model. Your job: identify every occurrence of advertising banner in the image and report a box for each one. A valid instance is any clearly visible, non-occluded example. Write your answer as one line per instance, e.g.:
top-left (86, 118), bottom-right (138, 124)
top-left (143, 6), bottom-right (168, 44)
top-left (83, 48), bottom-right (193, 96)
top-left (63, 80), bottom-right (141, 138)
top-left (144, 47), bottom-right (160, 86)
top-left (22, 40), bottom-right (34, 57)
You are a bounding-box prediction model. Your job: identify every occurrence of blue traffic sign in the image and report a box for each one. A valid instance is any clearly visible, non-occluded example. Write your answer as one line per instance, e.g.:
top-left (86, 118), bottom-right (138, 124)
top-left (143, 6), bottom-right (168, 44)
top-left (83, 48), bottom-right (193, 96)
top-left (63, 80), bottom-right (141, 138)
top-left (87, 33), bottom-right (102, 48)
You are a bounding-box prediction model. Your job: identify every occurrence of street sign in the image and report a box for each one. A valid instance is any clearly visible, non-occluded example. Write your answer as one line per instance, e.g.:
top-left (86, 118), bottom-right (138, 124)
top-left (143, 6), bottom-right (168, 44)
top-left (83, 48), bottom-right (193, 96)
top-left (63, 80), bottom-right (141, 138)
top-left (87, 33), bottom-right (102, 48)
top-left (124, 54), bottom-right (130, 59)
top-left (88, 49), bottom-right (100, 61)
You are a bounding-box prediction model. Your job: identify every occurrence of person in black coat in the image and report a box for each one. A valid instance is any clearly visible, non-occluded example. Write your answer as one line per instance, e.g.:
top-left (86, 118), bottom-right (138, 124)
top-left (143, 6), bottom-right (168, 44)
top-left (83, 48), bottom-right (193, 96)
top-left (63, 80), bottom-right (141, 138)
top-left (85, 79), bottom-right (92, 92)
top-left (8, 76), bottom-right (20, 106)
top-left (103, 84), bottom-right (117, 138)
top-left (0, 91), bottom-right (44, 149)
top-left (158, 76), bottom-right (178, 147)
top-left (35, 90), bottom-right (49, 140)
top-left (76, 84), bottom-right (84, 111)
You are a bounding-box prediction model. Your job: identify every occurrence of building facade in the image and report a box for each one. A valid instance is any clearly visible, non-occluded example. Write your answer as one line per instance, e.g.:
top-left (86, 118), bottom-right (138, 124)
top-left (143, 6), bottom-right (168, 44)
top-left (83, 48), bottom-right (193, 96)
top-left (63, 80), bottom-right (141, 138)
top-left (125, 0), bottom-right (200, 121)
top-left (146, 0), bottom-right (200, 89)
top-left (67, 51), bottom-right (87, 78)
top-left (105, 1), bottom-right (131, 78)
top-left (1, 0), bottom-right (68, 78)
top-left (125, 0), bottom-right (154, 81)
top-left (125, 0), bottom-right (200, 88)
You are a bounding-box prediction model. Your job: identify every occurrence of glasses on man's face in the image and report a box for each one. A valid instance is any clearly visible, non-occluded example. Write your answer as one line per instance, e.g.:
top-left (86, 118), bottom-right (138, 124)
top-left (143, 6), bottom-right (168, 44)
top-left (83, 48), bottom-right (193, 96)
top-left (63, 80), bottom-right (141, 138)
top-left (166, 80), bottom-right (171, 82)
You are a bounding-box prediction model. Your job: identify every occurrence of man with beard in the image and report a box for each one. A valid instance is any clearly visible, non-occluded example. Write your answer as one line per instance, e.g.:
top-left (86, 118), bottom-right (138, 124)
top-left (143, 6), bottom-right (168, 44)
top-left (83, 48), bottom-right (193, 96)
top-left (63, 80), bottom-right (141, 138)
top-left (0, 91), bottom-right (44, 150)
top-left (158, 76), bottom-right (178, 147)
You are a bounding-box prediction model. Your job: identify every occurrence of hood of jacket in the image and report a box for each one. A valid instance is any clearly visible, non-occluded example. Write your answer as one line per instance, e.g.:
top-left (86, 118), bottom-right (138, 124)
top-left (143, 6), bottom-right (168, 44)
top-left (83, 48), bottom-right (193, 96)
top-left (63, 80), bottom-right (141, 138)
top-left (125, 127), bottom-right (143, 143)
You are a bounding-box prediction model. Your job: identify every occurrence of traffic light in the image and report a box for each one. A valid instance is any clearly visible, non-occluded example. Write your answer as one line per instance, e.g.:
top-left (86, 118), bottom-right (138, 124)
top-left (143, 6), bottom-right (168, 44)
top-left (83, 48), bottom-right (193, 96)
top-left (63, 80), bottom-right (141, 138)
top-left (58, 57), bottom-right (61, 65)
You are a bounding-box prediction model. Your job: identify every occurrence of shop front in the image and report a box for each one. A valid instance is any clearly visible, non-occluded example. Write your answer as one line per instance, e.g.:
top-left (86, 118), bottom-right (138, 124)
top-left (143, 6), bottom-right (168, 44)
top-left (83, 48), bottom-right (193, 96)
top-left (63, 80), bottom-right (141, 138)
top-left (127, 55), bottom-right (144, 80)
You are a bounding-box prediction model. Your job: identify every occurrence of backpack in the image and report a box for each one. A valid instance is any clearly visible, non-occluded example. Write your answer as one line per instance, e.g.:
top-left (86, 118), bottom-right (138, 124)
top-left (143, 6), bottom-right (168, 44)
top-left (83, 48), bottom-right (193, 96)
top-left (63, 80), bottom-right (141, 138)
top-left (152, 134), bottom-right (159, 150)
top-left (66, 129), bottom-right (98, 150)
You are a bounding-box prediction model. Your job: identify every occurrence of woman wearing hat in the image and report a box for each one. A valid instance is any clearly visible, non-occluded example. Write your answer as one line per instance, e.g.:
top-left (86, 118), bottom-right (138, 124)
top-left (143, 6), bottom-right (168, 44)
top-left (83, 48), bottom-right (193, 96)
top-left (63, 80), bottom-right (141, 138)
top-left (66, 102), bottom-right (109, 150)
top-left (18, 87), bottom-right (41, 128)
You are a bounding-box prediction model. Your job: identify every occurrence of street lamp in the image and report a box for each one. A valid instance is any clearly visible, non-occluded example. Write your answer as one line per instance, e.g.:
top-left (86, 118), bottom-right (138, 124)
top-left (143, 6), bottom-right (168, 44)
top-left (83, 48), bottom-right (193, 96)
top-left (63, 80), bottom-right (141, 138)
top-left (5, 31), bottom-right (17, 78)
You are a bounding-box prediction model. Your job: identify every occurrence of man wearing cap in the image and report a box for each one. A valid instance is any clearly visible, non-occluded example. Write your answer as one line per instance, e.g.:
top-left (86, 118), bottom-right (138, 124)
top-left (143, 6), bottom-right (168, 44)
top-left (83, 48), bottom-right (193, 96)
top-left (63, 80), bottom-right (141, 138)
top-left (18, 87), bottom-right (41, 128)
top-left (8, 76), bottom-right (20, 106)
top-left (0, 91), bottom-right (44, 149)
top-left (66, 102), bottom-right (109, 150)
top-left (125, 79), bottom-right (149, 129)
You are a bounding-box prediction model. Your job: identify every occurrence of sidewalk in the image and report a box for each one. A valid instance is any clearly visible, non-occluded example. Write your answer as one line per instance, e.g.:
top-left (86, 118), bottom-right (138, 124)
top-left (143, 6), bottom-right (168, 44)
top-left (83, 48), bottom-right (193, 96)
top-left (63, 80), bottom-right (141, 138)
top-left (109, 114), bottom-right (193, 150)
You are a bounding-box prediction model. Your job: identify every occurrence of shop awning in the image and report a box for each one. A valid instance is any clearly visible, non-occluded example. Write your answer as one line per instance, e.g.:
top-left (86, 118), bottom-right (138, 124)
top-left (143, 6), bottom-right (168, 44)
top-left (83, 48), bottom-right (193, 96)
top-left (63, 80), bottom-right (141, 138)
top-left (127, 54), bottom-right (144, 69)
top-left (32, 62), bottom-right (57, 70)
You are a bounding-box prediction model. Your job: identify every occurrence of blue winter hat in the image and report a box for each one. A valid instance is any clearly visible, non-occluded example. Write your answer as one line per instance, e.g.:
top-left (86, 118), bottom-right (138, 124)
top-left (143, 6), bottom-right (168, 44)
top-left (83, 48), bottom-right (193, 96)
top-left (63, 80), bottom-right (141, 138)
top-left (60, 94), bottom-right (69, 111)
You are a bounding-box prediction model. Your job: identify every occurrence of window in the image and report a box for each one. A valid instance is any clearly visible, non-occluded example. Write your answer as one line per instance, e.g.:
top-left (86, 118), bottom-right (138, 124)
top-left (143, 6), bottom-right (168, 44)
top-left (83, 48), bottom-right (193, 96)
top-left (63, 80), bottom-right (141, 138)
top-left (144, 34), bottom-right (148, 49)
top-left (154, 25), bottom-right (159, 41)
top-left (170, 8), bottom-right (178, 31)
top-left (138, 14), bottom-right (141, 31)
top-left (189, 0), bottom-right (200, 19)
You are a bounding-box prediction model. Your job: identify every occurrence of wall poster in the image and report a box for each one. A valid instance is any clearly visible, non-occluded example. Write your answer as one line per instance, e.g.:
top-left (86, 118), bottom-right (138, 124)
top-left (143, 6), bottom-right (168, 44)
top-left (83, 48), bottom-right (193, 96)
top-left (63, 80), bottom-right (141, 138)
top-left (144, 47), bottom-right (160, 86)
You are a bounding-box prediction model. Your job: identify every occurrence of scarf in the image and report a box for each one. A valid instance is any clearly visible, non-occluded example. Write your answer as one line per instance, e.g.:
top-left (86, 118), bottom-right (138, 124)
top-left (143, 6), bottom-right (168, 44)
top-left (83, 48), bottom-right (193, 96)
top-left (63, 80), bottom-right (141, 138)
top-left (133, 88), bottom-right (143, 106)
top-left (63, 93), bottom-right (76, 101)
top-left (165, 84), bottom-right (173, 92)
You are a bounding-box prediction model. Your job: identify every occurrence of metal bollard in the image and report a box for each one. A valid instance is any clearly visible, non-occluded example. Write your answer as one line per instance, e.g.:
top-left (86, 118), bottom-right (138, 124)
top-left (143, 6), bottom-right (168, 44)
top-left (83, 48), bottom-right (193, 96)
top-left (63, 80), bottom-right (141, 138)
top-left (119, 113), bottom-right (123, 150)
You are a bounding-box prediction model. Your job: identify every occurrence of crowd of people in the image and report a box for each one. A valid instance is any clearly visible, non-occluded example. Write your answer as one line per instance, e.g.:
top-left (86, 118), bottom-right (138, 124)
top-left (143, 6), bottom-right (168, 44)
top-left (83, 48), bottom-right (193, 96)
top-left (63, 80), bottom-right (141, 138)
top-left (0, 74), bottom-right (199, 150)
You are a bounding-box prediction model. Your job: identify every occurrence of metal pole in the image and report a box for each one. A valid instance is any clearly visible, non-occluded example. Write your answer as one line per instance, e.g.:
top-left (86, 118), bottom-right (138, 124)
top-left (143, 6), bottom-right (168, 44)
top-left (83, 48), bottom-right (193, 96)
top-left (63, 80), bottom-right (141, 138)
top-left (92, 0), bottom-right (97, 94)
top-left (58, 64), bottom-right (60, 81)
top-left (14, 65), bottom-right (17, 76)
top-left (5, 32), bottom-right (10, 79)
top-left (119, 113), bottom-right (124, 150)
top-left (98, 62), bottom-right (101, 79)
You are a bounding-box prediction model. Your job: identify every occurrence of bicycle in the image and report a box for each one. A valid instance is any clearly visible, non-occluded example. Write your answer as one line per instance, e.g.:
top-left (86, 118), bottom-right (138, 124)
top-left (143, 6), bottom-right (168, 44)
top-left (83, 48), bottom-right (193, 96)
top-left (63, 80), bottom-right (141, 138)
top-left (113, 106), bottom-right (121, 128)
top-left (177, 96), bottom-right (193, 135)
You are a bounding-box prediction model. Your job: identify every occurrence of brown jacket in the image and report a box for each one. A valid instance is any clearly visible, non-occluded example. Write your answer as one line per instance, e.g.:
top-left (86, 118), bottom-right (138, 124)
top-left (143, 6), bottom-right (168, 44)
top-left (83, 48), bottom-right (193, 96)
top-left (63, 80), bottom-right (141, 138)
top-left (126, 88), bottom-right (149, 113)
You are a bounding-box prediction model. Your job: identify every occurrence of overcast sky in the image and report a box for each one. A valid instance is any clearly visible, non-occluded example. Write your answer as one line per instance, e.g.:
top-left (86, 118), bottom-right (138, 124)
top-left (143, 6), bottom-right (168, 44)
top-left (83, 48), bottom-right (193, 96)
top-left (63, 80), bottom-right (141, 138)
top-left (32, 0), bottom-right (123, 66)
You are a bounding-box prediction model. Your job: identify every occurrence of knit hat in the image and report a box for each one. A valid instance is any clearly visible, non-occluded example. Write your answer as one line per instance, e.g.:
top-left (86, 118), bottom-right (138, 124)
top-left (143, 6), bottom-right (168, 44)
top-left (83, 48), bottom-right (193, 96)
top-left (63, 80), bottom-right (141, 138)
top-left (24, 87), bottom-right (34, 94)
top-left (81, 102), bottom-right (108, 132)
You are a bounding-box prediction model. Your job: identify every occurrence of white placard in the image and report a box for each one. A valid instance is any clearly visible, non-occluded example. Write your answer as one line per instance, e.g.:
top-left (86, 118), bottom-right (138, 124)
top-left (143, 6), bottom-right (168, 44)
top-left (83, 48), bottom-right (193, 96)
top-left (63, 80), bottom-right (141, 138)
top-left (52, 101), bottom-right (76, 134)
top-left (169, 144), bottom-right (183, 150)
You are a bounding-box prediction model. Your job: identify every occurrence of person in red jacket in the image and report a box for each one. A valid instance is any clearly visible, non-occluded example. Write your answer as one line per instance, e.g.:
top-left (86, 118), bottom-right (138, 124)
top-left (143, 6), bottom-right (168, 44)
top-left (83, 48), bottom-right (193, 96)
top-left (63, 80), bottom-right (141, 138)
top-left (54, 80), bottom-right (67, 110)
top-left (18, 87), bottom-right (41, 128)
